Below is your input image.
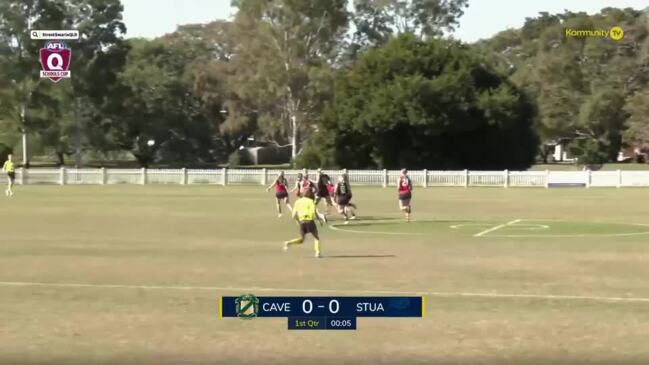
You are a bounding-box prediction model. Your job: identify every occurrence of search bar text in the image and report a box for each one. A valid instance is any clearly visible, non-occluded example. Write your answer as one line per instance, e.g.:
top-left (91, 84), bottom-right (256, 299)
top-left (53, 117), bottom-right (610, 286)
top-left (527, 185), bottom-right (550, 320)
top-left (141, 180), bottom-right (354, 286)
top-left (30, 30), bottom-right (79, 40)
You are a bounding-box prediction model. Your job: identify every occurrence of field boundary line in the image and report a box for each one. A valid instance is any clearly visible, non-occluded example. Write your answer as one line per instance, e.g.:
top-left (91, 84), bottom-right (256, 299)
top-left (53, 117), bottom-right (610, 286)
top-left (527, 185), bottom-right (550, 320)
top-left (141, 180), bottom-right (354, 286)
top-left (1, 281), bottom-right (649, 304)
top-left (474, 219), bottom-right (521, 237)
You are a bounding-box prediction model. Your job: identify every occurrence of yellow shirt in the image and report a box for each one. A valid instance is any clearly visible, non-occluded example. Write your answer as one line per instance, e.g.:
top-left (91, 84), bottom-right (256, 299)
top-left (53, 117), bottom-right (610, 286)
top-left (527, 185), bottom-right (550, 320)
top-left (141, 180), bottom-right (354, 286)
top-left (293, 197), bottom-right (316, 222)
top-left (3, 160), bottom-right (14, 172)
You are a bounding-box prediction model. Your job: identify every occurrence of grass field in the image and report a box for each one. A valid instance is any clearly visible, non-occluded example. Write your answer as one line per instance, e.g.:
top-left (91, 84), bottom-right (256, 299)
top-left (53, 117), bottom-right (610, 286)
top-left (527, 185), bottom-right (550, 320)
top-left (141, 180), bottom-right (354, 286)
top-left (2, 185), bottom-right (649, 365)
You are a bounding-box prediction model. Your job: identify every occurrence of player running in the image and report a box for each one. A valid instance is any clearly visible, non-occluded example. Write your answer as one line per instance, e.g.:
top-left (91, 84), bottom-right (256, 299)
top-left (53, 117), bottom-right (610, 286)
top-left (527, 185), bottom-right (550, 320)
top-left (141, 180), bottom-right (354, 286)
top-left (283, 190), bottom-right (324, 258)
top-left (266, 171), bottom-right (291, 217)
top-left (3, 154), bottom-right (15, 197)
top-left (314, 168), bottom-right (333, 213)
top-left (327, 179), bottom-right (336, 209)
top-left (334, 175), bottom-right (356, 224)
top-left (398, 169), bottom-right (413, 222)
top-left (341, 170), bottom-right (358, 211)
top-left (290, 172), bottom-right (316, 198)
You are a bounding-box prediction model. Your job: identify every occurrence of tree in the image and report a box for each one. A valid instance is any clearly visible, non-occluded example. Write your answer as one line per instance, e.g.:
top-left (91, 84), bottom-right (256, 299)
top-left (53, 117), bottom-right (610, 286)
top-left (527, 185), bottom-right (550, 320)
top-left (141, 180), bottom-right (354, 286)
top-left (300, 34), bottom-right (539, 169)
top-left (568, 89), bottom-right (627, 164)
top-left (479, 7), bottom-right (649, 163)
top-left (227, 0), bottom-right (349, 161)
top-left (350, 0), bottom-right (468, 53)
top-left (102, 38), bottom-right (226, 167)
top-left (623, 88), bottom-right (649, 150)
top-left (63, 0), bottom-right (127, 166)
top-left (172, 21), bottom-right (256, 155)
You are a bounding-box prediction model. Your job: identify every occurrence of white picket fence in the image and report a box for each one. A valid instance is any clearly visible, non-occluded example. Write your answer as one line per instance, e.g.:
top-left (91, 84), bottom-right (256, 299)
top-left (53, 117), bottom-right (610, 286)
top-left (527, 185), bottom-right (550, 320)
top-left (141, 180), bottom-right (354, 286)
top-left (9, 168), bottom-right (649, 188)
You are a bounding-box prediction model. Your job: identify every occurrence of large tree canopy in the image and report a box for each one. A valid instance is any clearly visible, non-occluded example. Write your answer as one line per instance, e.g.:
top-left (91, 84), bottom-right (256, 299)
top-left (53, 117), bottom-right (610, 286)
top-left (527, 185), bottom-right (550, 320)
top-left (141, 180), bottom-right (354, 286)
top-left (478, 8), bottom-right (649, 162)
top-left (299, 34), bottom-right (539, 170)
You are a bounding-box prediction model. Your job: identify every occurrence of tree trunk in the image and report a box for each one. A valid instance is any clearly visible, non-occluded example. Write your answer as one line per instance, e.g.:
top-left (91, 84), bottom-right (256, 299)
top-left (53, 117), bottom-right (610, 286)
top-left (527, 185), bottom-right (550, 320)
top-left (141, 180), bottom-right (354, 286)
top-left (134, 153), bottom-right (149, 168)
top-left (56, 152), bottom-right (65, 167)
top-left (20, 89), bottom-right (29, 167)
top-left (290, 113), bottom-right (297, 160)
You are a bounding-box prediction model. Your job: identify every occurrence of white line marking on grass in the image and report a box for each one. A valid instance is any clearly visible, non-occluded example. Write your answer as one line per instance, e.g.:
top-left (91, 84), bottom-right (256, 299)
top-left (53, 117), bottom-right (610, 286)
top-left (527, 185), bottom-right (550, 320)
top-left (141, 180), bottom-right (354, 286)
top-left (328, 220), bottom-right (424, 236)
top-left (1, 281), bottom-right (649, 304)
top-left (449, 223), bottom-right (493, 229)
top-left (474, 219), bottom-right (521, 237)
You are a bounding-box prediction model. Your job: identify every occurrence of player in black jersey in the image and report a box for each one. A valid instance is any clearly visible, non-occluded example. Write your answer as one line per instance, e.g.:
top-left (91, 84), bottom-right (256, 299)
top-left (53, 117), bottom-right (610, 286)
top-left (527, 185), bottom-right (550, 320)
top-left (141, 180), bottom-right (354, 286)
top-left (334, 175), bottom-right (356, 224)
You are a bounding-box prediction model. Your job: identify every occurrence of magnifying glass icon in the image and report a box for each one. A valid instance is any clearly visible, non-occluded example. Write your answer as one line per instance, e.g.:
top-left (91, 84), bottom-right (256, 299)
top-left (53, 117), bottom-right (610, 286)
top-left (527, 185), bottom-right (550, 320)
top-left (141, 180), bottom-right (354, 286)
top-left (31, 31), bottom-right (38, 38)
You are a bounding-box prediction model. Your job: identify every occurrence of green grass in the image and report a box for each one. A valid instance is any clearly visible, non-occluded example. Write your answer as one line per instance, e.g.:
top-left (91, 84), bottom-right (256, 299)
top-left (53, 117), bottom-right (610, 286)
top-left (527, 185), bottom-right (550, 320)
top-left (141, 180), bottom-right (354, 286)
top-left (2, 185), bottom-right (649, 365)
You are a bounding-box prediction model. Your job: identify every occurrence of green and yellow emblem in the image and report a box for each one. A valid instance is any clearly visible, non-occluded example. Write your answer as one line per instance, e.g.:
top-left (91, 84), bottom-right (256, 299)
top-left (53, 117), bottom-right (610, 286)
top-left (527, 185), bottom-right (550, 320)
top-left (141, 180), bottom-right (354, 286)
top-left (235, 294), bottom-right (259, 319)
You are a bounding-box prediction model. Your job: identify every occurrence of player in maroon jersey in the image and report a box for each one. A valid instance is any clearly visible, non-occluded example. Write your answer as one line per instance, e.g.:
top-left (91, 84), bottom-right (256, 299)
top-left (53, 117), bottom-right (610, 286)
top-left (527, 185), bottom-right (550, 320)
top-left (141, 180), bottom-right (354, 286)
top-left (266, 171), bottom-right (292, 217)
top-left (290, 172), bottom-right (316, 198)
top-left (290, 173), bottom-right (305, 198)
top-left (398, 169), bottom-right (413, 222)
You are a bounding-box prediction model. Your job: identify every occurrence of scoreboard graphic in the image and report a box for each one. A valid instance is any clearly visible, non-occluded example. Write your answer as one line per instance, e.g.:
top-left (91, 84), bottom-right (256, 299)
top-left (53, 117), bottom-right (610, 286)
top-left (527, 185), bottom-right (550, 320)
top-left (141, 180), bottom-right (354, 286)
top-left (220, 295), bottom-right (425, 330)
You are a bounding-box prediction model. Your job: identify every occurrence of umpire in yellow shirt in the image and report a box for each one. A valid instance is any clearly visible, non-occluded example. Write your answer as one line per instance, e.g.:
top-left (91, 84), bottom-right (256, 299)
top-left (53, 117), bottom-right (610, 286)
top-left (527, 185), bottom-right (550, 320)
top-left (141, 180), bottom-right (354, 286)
top-left (2, 154), bottom-right (15, 197)
top-left (284, 189), bottom-right (323, 258)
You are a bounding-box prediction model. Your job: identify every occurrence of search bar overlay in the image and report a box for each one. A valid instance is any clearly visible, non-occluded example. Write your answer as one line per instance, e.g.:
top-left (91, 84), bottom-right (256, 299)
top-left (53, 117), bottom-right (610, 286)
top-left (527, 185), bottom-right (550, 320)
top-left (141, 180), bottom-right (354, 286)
top-left (31, 30), bottom-right (79, 40)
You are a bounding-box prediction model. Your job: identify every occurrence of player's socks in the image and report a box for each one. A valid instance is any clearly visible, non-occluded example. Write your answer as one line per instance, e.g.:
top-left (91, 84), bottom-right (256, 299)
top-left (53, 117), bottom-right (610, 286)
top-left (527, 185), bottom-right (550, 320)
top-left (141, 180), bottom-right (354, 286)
top-left (314, 240), bottom-right (321, 258)
top-left (285, 238), bottom-right (303, 245)
top-left (284, 237), bottom-right (303, 252)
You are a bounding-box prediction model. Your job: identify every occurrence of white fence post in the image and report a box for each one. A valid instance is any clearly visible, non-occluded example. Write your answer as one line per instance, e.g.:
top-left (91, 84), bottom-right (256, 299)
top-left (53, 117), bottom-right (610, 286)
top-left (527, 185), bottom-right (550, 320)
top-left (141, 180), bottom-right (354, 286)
top-left (141, 168), bottom-right (147, 185)
top-left (617, 169), bottom-right (622, 188)
top-left (383, 169), bottom-right (388, 188)
top-left (545, 170), bottom-right (549, 189)
top-left (504, 169), bottom-right (509, 188)
top-left (19, 167), bottom-right (25, 185)
top-left (423, 169), bottom-right (428, 188)
top-left (222, 168), bottom-right (228, 186)
top-left (181, 168), bottom-right (187, 185)
top-left (585, 169), bottom-right (591, 188)
top-left (59, 167), bottom-right (66, 186)
top-left (262, 168), bottom-right (267, 186)
top-left (101, 167), bottom-right (107, 185)
top-left (464, 169), bottom-right (469, 188)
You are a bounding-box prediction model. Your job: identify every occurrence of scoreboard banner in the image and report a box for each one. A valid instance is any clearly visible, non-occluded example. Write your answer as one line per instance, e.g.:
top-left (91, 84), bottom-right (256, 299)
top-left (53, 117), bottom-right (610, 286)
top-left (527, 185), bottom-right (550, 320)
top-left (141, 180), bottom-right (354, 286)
top-left (220, 295), bottom-right (425, 330)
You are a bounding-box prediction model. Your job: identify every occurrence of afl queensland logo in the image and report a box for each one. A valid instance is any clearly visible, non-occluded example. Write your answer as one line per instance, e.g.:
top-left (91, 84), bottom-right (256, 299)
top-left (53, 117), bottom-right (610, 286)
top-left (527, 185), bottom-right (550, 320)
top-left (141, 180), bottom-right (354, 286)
top-left (39, 41), bottom-right (71, 82)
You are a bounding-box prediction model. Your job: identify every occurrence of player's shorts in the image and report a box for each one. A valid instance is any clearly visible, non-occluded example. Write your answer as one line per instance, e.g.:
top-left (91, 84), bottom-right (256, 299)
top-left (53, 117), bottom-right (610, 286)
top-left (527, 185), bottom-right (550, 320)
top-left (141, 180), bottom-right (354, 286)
top-left (275, 191), bottom-right (288, 199)
top-left (7, 172), bottom-right (15, 181)
top-left (337, 194), bottom-right (351, 206)
top-left (399, 192), bottom-right (412, 201)
top-left (316, 190), bottom-right (329, 198)
top-left (299, 220), bottom-right (318, 237)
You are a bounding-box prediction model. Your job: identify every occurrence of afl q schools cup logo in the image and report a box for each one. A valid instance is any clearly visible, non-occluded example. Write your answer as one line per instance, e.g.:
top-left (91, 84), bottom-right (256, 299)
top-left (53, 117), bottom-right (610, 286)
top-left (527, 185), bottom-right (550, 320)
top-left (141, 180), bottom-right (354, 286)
top-left (40, 41), bottom-right (71, 83)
